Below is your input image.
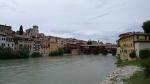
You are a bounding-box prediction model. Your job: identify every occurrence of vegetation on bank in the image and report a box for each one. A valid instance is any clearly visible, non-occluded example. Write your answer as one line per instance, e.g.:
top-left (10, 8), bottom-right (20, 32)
top-left (116, 19), bottom-right (150, 83)
top-left (0, 47), bottom-right (43, 59)
top-left (0, 47), bottom-right (30, 59)
top-left (117, 60), bottom-right (150, 84)
top-left (31, 52), bottom-right (42, 58)
top-left (117, 49), bottom-right (150, 84)
top-left (125, 71), bottom-right (150, 84)
top-left (49, 48), bottom-right (65, 56)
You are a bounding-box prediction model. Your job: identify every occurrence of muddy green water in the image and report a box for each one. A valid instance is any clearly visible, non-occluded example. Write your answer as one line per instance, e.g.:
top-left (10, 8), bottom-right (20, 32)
top-left (0, 55), bottom-right (117, 84)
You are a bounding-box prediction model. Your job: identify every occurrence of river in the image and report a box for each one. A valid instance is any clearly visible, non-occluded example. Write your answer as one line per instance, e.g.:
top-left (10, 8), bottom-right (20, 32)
top-left (0, 55), bottom-right (117, 84)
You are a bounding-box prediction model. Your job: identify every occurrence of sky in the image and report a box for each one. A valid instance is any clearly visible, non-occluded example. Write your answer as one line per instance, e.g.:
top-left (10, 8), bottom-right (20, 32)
top-left (0, 0), bottom-right (150, 43)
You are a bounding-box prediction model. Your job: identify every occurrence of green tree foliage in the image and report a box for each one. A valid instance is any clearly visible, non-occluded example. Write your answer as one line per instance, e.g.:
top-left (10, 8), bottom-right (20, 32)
top-left (140, 49), bottom-right (150, 78)
top-left (31, 52), bottom-right (42, 58)
top-left (142, 21), bottom-right (150, 33)
top-left (63, 47), bottom-right (70, 54)
top-left (0, 47), bottom-right (30, 59)
top-left (19, 25), bottom-right (24, 35)
top-left (141, 58), bottom-right (150, 78)
top-left (49, 48), bottom-right (64, 56)
top-left (0, 47), bottom-right (15, 59)
top-left (18, 47), bottom-right (30, 58)
top-left (129, 51), bottom-right (137, 59)
top-left (139, 49), bottom-right (150, 59)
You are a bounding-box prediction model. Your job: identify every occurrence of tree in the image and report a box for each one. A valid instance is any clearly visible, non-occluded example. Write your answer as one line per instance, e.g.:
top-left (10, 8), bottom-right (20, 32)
top-left (139, 49), bottom-right (150, 59)
top-left (129, 51), bottom-right (137, 59)
top-left (141, 58), bottom-right (150, 78)
top-left (19, 25), bottom-right (24, 35)
top-left (142, 21), bottom-right (150, 33)
top-left (18, 47), bottom-right (30, 58)
top-left (31, 52), bottom-right (42, 58)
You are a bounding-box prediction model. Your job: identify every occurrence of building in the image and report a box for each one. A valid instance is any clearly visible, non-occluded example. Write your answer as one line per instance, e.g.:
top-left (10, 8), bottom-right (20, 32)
top-left (118, 32), bottom-right (150, 60)
top-left (40, 37), bottom-right (49, 56)
top-left (48, 36), bottom-right (59, 53)
top-left (65, 38), bottom-right (79, 45)
top-left (135, 41), bottom-right (150, 57)
top-left (57, 38), bottom-right (65, 48)
top-left (26, 25), bottom-right (39, 38)
top-left (0, 32), bottom-right (15, 50)
top-left (105, 43), bottom-right (117, 53)
top-left (0, 24), bottom-right (13, 34)
top-left (14, 35), bottom-right (34, 54)
top-left (33, 38), bottom-right (41, 53)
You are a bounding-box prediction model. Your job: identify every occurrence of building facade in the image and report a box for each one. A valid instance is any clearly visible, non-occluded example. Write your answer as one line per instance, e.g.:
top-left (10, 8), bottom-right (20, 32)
top-left (118, 32), bottom-right (150, 60)
top-left (40, 37), bottom-right (49, 56)
top-left (48, 37), bottom-right (59, 53)
top-left (14, 35), bottom-right (34, 54)
top-left (0, 32), bottom-right (15, 50)
top-left (135, 41), bottom-right (150, 57)
top-left (57, 38), bottom-right (65, 48)
top-left (26, 25), bottom-right (39, 38)
top-left (0, 25), bottom-right (13, 34)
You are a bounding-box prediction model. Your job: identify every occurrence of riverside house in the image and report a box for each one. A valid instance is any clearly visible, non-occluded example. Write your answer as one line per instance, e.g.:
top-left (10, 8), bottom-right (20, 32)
top-left (117, 32), bottom-right (150, 60)
top-left (14, 35), bottom-right (34, 55)
top-left (48, 36), bottom-right (59, 53)
top-left (0, 32), bottom-right (15, 50)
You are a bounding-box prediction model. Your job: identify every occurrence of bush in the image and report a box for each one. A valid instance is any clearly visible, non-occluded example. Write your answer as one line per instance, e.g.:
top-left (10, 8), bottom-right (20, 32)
top-left (0, 47), bottom-right (16, 59)
top-left (17, 47), bottom-right (30, 58)
top-left (31, 52), bottom-right (42, 58)
top-left (49, 48), bottom-right (64, 56)
top-left (129, 51), bottom-right (137, 59)
top-left (141, 58), bottom-right (150, 78)
top-left (63, 47), bottom-right (70, 54)
top-left (139, 49), bottom-right (150, 59)
top-left (0, 47), bottom-right (30, 59)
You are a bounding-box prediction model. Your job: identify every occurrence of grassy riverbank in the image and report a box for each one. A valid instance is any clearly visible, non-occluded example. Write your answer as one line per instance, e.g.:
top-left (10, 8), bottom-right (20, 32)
top-left (125, 71), bottom-right (150, 84)
top-left (117, 60), bottom-right (142, 67)
top-left (118, 60), bottom-right (150, 84)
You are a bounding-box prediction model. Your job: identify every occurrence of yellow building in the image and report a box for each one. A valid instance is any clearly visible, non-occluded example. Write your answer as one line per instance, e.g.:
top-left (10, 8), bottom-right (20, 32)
top-left (118, 32), bottom-right (150, 60)
top-left (48, 37), bottom-right (59, 53)
top-left (40, 37), bottom-right (49, 56)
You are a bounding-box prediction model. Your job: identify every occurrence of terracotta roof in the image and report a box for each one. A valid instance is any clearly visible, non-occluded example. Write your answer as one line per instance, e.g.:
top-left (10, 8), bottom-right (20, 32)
top-left (119, 32), bottom-right (150, 40)
top-left (119, 32), bottom-right (147, 37)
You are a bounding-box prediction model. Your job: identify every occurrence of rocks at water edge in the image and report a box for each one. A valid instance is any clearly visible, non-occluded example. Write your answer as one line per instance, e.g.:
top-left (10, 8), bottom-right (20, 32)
top-left (99, 66), bottom-right (143, 84)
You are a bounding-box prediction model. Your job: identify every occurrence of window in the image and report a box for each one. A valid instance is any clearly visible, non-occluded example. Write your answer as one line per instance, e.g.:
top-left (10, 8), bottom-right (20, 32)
top-left (2, 43), bottom-right (5, 47)
top-left (8, 44), bottom-right (9, 47)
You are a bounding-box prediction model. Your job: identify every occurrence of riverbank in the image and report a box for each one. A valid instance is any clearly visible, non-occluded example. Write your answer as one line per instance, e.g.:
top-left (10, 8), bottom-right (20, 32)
top-left (99, 66), bottom-right (143, 84)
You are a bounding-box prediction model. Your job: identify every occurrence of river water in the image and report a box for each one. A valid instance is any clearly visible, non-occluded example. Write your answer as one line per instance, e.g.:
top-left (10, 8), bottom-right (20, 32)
top-left (0, 55), bottom-right (117, 84)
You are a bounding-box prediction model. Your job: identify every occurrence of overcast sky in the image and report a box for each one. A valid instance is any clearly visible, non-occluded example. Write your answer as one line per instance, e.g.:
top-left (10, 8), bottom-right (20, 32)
top-left (0, 0), bottom-right (150, 43)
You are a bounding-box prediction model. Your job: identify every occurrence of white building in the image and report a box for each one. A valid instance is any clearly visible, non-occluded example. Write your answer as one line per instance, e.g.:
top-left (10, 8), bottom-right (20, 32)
top-left (135, 41), bottom-right (150, 57)
top-left (0, 32), bottom-right (15, 50)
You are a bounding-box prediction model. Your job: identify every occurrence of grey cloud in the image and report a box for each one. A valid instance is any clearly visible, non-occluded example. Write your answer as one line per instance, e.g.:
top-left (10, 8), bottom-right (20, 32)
top-left (0, 0), bottom-right (150, 43)
top-left (0, 3), bottom-right (8, 8)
